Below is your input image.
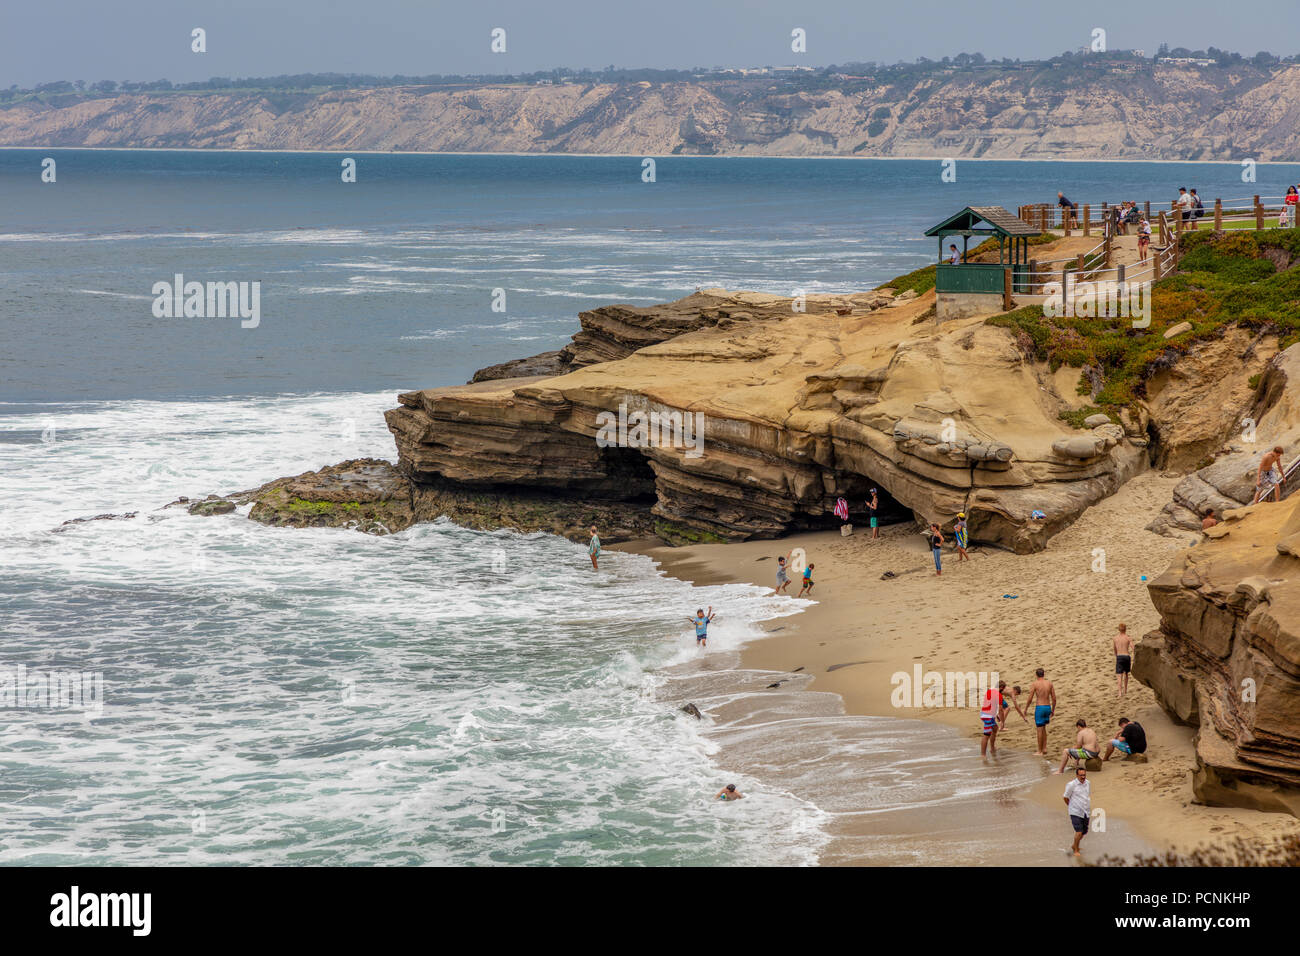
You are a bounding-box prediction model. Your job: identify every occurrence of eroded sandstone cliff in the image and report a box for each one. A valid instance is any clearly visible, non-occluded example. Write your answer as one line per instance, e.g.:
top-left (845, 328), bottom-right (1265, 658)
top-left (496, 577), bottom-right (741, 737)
top-left (385, 287), bottom-right (1148, 552)
top-left (6, 63), bottom-right (1300, 160)
top-left (1136, 499), bottom-right (1300, 816)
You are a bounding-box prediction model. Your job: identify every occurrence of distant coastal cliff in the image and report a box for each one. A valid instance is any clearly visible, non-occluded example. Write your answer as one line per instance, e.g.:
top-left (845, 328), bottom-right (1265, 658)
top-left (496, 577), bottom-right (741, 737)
top-left (5, 63), bottom-right (1300, 160)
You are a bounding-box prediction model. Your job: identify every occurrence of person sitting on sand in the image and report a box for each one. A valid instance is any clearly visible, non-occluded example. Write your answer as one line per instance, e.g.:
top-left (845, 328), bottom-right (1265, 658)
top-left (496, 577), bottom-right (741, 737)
top-left (1113, 623), bottom-right (1134, 699)
top-left (999, 684), bottom-right (1029, 728)
top-left (1103, 717), bottom-right (1147, 761)
top-left (1064, 766), bottom-right (1091, 858)
top-left (928, 523), bottom-right (944, 576)
top-left (952, 513), bottom-right (970, 562)
top-left (1054, 718), bottom-right (1100, 774)
top-left (715, 783), bottom-right (743, 801)
top-left (1027, 668), bottom-right (1056, 756)
top-left (774, 552), bottom-right (793, 594)
top-left (588, 525), bottom-right (601, 570)
top-left (688, 606), bottom-right (716, 648)
top-left (1257, 446), bottom-right (1286, 502)
top-left (1202, 508), bottom-right (1218, 531)
top-left (797, 563), bottom-right (815, 598)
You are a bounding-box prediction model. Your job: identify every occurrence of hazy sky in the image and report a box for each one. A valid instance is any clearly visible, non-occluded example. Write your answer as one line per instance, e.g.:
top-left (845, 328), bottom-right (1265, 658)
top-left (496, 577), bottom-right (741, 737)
top-left (3, 0), bottom-right (1296, 87)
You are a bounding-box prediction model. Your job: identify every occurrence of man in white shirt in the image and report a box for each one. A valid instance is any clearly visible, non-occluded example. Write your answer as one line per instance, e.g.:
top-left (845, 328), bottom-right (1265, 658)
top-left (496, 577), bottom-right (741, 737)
top-left (1175, 188), bottom-right (1192, 224)
top-left (946, 244), bottom-right (960, 265)
top-left (1063, 766), bottom-right (1092, 857)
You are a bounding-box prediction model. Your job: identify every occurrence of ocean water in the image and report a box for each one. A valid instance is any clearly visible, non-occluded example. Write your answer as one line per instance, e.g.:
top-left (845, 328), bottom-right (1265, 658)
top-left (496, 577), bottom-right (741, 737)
top-left (0, 150), bottom-right (1222, 864)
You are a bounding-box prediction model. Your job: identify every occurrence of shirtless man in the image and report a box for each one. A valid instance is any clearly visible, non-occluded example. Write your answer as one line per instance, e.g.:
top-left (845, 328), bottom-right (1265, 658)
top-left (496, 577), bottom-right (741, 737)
top-left (1113, 623), bottom-right (1135, 699)
top-left (1257, 446), bottom-right (1286, 503)
top-left (1027, 668), bottom-right (1056, 756)
top-left (715, 783), bottom-right (744, 801)
top-left (1201, 509), bottom-right (1218, 531)
top-left (1054, 718), bottom-right (1100, 774)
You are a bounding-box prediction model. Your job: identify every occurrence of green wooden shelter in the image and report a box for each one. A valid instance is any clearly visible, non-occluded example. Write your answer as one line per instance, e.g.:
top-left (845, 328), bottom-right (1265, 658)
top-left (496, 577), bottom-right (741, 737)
top-left (925, 206), bottom-right (1041, 294)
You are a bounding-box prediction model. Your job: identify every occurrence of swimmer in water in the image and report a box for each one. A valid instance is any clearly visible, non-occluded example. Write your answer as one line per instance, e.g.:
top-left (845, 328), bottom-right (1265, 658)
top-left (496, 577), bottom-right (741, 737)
top-left (715, 784), bottom-right (743, 801)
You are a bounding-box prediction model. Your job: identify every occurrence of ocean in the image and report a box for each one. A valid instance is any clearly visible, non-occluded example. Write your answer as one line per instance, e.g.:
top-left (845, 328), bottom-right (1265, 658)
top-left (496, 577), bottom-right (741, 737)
top-left (3, 149), bottom-right (1286, 864)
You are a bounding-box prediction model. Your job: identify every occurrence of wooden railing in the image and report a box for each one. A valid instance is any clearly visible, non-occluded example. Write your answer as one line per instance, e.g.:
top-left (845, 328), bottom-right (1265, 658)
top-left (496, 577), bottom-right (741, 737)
top-left (1016, 195), bottom-right (1297, 235)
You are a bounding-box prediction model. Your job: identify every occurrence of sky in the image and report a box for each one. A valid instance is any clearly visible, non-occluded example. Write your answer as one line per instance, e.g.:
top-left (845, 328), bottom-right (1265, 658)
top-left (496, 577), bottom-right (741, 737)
top-left (2, 0), bottom-right (1297, 88)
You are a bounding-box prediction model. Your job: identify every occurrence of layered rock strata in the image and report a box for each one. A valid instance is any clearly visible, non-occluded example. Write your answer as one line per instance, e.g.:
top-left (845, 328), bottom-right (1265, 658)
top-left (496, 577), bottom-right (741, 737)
top-left (388, 289), bottom-right (1147, 552)
top-left (1136, 498), bottom-right (1300, 816)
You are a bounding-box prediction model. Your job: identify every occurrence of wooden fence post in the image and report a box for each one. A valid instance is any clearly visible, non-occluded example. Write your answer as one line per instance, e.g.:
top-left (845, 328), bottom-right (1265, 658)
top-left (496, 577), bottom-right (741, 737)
top-left (1076, 253), bottom-right (1085, 277)
top-left (1256, 201), bottom-right (1265, 230)
top-left (1144, 201), bottom-right (1151, 220)
top-left (1158, 210), bottom-right (1169, 245)
top-left (1104, 231), bottom-right (1112, 267)
top-left (1117, 263), bottom-right (1126, 285)
top-left (1029, 258), bottom-right (1039, 294)
top-left (1214, 198), bottom-right (1222, 231)
top-left (1003, 268), bottom-right (1013, 311)
top-left (1083, 204), bottom-right (1091, 237)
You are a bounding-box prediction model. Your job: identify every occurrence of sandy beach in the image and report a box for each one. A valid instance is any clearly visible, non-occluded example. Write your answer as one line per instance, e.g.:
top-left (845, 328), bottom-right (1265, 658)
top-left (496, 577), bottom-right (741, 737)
top-left (624, 471), bottom-right (1300, 861)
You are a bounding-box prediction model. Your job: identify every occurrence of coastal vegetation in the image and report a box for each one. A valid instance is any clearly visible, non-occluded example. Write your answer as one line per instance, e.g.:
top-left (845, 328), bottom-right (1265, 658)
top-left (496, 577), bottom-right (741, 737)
top-left (979, 229), bottom-right (1300, 414)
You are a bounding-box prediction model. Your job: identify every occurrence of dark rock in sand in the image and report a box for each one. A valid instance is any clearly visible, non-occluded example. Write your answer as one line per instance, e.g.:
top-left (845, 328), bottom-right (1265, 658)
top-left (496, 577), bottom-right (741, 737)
top-left (680, 703), bottom-right (703, 720)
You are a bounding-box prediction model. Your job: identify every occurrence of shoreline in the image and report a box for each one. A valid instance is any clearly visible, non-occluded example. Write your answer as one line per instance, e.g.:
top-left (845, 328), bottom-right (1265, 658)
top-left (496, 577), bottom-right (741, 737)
top-left (615, 471), bottom-right (1300, 861)
top-left (5, 145), bottom-right (1300, 167)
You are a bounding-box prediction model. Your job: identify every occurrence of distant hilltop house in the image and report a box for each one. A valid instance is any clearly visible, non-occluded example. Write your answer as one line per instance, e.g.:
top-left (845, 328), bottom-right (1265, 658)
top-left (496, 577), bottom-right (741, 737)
top-left (1158, 56), bottom-right (1216, 66)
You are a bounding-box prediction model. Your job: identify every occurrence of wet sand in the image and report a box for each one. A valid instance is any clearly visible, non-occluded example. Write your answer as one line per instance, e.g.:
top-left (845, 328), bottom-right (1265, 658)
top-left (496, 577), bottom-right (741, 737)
top-left (619, 472), bottom-right (1300, 863)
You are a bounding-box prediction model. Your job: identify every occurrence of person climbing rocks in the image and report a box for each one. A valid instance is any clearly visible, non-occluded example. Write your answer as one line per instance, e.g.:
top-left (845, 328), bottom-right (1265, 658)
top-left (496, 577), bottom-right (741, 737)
top-left (1257, 446), bottom-right (1286, 502)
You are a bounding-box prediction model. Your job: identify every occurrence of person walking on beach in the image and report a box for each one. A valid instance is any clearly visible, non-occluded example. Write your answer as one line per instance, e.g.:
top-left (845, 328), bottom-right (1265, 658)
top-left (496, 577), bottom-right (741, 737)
top-left (587, 525), bottom-right (601, 570)
top-left (867, 489), bottom-right (880, 539)
top-left (952, 513), bottom-right (970, 562)
top-left (980, 680), bottom-right (1009, 757)
top-left (715, 783), bottom-right (743, 801)
top-left (1063, 766), bottom-right (1091, 857)
top-left (1137, 218), bottom-right (1151, 263)
top-left (688, 606), bottom-right (716, 648)
top-left (1054, 718), bottom-right (1100, 774)
top-left (1027, 668), bottom-right (1056, 755)
top-left (797, 562), bottom-right (815, 597)
top-left (927, 523), bottom-right (944, 576)
top-left (1102, 717), bottom-right (1147, 761)
top-left (774, 552), bottom-right (793, 594)
top-left (1113, 623), bottom-right (1134, 699)
top-left (1257, 445), bottom-right (1286, 502)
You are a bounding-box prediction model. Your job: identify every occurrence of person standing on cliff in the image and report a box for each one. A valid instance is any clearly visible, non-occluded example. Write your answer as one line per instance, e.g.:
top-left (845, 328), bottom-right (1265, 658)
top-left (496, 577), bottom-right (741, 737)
top-left (588, 525), bottom-right (601, 570)
top-left (1257, 446), bottom-right (1286, 502)
top-left (1027, 668), bottom-right (1055, 756)
top-left (1113, 623), bottom-right (1134, 699)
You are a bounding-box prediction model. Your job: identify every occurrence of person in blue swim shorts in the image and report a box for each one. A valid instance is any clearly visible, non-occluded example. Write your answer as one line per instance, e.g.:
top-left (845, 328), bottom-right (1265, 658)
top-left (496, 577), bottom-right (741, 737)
top-left (1026, 667), bottom-right (1056, 756)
